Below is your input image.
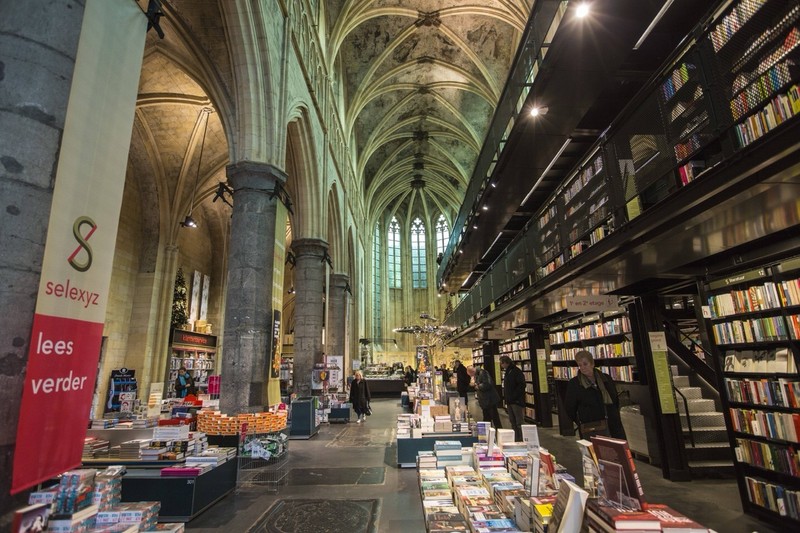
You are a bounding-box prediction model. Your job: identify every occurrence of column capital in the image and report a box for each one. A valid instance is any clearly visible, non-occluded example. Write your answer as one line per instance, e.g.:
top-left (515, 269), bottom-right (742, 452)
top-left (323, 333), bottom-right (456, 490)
top-left (329, 273), bottom-right (350, 290)
top-left (291, 238), bottom-right (329, 259)
top-left (226, 161), bottom-right (287, 190)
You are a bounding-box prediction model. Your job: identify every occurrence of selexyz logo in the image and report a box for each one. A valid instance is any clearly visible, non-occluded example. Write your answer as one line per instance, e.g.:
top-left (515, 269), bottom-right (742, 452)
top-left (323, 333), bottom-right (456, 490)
top-left (68, 216), bottom-right (97, 272)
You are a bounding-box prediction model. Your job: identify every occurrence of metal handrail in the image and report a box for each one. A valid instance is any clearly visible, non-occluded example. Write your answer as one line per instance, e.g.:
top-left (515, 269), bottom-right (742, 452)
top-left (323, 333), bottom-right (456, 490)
top-left (674, 386), bottom-right (695, 448)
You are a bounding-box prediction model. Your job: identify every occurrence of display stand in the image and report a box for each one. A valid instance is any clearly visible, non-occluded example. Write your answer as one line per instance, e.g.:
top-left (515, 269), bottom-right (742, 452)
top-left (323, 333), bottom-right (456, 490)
top-left (289, 396), bottom-right (320, 439)
top-left (120, 458), bottom-right (236, 522)
top-left (167, 329), bottom-right (218, 398)
top-left (396, 433), bottom-right (478, 468)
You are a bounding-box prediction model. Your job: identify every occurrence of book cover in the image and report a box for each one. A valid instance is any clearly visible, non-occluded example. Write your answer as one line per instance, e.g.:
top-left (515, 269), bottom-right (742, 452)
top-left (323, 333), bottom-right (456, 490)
top-left (575, 439), bottom-right (603, 498)
top-left (12, 503), bottom-right (49, 533)
top-left (586, 499), bottom-right (660, 530)
top-left (547, 479), bottom-right (588, 533)
top-left (591, 435), bottom-right (646, 510)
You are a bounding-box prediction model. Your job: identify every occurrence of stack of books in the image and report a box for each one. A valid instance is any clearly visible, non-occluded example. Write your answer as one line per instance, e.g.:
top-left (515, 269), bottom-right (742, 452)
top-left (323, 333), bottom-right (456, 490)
top-left (83, 437), bottom-right (110, 458)
top-left (583, 500), bottom-right (709, 532)
top-left (435, 440), bottom-right (465, 468)
top-left (160, 465), bottom-right (210, 477)
top-left (130, 417), bottom-right (159, 428)
top-left (140, 445), bottom-right (168, 461)
top-left (119, 439), bottom-right (148, 459)
top-left (92, 470), bottom-right (123, 511)
top-left (153, 425), bottom-right (190, 441)
top-left (417, 450), bottom-right (437, 469)
top-left (90, 418), bottom-right (118, 429)
top-left (434, 415), bottom-right (453, 432)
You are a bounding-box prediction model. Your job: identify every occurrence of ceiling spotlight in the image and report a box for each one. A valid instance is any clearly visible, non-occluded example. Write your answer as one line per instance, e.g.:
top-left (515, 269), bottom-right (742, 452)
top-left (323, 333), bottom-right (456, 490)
top-left (180, 215), bottom-right (197, 228)
top-left (482, 205), bottom-right (489, 211)
top-left (490, 181), bottom-right (497, 188)
top-left (530, 106), bottom-right (549, 117)
top-left (473, 224), bottom-right (478, 229)
top-left (576, 2), bottom-right (590, 18)
top-left (459, 249), bottom-right (464, 254)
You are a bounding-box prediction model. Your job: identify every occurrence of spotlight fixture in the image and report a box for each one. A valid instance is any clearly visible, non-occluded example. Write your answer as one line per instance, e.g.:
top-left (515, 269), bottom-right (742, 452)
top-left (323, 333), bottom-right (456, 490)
top-left (482, 205), bottom-right (489, 211)
top-left (473, 224), bottom-right (478, 229)
top-left (180, 215), bottom-right (197, 228)
top-left (180, 107), bottom-right (213, 229)
top-left (490, 181), bottom-right (497, 188)
top-left (530, 105), bottom-right (549, 117)
top-left (576, 2), bottom-right (590, 18)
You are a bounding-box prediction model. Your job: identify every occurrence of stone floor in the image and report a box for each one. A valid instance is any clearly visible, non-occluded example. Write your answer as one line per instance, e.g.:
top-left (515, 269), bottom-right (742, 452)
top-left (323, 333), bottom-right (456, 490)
top-left (185, 397), bottom-right (781, 533)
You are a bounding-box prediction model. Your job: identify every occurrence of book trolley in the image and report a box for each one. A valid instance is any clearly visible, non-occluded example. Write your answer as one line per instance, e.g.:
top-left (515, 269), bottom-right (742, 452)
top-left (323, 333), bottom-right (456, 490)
top-left (237, 428), bottom-right (290, 490)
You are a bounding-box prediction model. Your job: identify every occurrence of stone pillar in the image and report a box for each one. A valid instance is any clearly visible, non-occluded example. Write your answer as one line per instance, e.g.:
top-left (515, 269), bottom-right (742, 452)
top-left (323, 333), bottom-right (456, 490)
top-left (0, 1), bottom-right (85, 518)
top-left (220, 161), bottom-right (287, 414)
top-left (291, 238), bottom-right (328, 396)
top-left (326, 273), bottom-right (349, 359)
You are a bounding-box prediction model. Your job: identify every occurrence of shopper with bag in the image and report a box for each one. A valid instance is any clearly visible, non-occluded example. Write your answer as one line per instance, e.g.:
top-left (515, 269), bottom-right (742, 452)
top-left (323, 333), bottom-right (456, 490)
top-left (565, 350), bottom-right (626, 439)
top-left (349, 370), bottom-right (372, 423)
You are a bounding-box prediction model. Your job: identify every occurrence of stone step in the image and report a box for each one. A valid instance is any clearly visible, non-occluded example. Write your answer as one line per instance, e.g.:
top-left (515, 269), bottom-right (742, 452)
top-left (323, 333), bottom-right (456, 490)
top-left (672, 375), bottom-right (690, 388)
top-left (677, 398), bottom-right (716, 413)
top-left (681, 412), bottom-right (725, 428)
top-left (675, 386), bottom-right (703, 400)
top-left (671, 365), bottom-right (679, 376)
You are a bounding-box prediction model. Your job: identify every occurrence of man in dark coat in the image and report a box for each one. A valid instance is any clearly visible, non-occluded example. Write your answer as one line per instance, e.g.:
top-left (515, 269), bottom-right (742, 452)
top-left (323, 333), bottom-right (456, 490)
top-left (500, 355), bottom-right (525, 441)
top-left (453, 360), bottom-right (470, 406)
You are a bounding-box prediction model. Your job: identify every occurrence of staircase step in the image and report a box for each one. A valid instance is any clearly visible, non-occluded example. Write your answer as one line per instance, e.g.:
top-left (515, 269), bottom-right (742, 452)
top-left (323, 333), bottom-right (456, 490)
top-left (683, 426), bottom-right (729, 444)
top-left (671, 365), bottom-right (679, 376)
top-left (681, 412), bottom-right (725, 428)
top-left (685, 443), bottom-right (734, 462)
top-left (688, 460), bottom-right (736, 478)
top-left (672, 375), bottom-right (690, 388)
top-left (675, 386), bottom-right (703, 400)
top-left (677, 399), bottom-right (716, 413)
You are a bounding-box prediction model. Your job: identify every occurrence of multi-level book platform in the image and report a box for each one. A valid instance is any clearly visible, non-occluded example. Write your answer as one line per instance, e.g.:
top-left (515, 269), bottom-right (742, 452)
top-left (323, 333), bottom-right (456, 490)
top-left (547, 310), bottom-right (637, 384)
top-left (168, 329), bottom-right (218, 398)
top-left (702, 255), bottom-right (800, 527)
top-left (535, 151), bottom-right (612, 279)
top-left (709, 0), bottom-right (800, 148)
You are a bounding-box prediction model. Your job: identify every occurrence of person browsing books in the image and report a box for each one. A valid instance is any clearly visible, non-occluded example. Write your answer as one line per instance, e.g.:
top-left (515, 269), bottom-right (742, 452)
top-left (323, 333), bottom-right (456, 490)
top-left (499, 355), bottom-right (526, 441)
top-left (453, 359), bottom-right (470, 406)
top-left (175, 366), bottom-right (197, 398)
top-left (349, 370), bottom-right (371, 423)
top-left (467, 365), bottom-right (502, 429)
top-left (565, 350), bottom-right (626, 439)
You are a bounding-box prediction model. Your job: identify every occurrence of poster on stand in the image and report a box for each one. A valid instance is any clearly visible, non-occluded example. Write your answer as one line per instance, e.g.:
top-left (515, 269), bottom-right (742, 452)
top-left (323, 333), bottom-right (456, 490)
top-left (11, 0), bottom-right (146, 493)
top-left (326, 355), bottom-right (343, 390)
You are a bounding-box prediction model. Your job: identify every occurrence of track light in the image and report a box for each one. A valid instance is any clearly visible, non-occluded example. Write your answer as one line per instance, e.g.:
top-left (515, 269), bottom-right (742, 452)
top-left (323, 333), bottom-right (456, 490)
top-left (576, 2), bottom-right (590, 18)
top-left (530, 106), bottom-right (549, 117)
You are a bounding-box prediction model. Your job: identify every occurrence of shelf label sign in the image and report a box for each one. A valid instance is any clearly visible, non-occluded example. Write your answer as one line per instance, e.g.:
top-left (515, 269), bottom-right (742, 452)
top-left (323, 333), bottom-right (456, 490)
top-left (566, 295), bottom-right (620, 312)
top-left (648, 332), bottom-right (677, 414)
top-left (12, 0), bottom-right (146, 494)
top-left (536, 349), bottom-right (549, 394)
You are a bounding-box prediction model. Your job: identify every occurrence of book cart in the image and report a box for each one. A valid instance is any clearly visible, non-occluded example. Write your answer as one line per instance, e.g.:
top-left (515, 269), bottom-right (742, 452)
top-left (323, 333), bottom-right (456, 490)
top-left (237, 427), bottom-right (290, 491)
top-left (547, 310), bottom-right (638, 436)
top-left (701, 255), bottom-right (800, 527)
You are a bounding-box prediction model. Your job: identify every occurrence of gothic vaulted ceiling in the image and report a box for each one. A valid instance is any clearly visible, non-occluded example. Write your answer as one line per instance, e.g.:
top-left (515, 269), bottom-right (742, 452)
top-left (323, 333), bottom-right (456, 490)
top-left (327, 0), bottom-right (532, 224)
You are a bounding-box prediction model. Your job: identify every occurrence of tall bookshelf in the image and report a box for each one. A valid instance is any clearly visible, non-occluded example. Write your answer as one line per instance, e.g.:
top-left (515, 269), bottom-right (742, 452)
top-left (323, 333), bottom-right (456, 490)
top-left (708, 0), bottom-right (800, 148)
top-left (547, 310), bottom-right (638, 435)
top-left (168, 329), bottom-right (218, 398)
top-left (702, 256), bottom-right (800, 527)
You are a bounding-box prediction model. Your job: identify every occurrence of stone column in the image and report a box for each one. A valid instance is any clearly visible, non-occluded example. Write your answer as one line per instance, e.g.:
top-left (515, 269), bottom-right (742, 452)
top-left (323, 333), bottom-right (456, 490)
top-left (291, 238), bottom-right (328, 396)
top-left (326, 273), bottom-right (349, 359)
top-left (220, 161), bottom-right (287, 414)
top-left (0, 1), bottom-right (85, 517)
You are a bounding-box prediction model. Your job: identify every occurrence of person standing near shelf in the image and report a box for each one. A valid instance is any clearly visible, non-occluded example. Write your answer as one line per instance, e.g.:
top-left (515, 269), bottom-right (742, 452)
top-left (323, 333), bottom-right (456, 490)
top-left (565, 350), bottom-right (625, 440)
top-left (349, 370), bottom-right (371, 423)
top-left (453, 359), bottom-right (470, 406)
top-left (467, 365), bottom-right (503, 429)
top-left (175, 366), bottom-right (197, 399)
top-left (499, 356), bottom-right (526, 441)
top-left (403, 365), bottom-right (416, 387)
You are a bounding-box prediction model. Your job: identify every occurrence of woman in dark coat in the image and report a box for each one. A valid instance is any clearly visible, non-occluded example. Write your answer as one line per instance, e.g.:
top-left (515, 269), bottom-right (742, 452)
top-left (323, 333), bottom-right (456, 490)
top-left (565, 350), bottom-right (625, 439)
top-left (349, 370), bottom-right (371, 423)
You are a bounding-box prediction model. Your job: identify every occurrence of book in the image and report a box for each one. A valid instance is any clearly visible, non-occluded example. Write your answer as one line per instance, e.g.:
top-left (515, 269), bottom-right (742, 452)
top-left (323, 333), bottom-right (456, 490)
top-left (591, 436), bottom-right (646, 510)
top-left (12, 503), bottom-right (49, 533)
top-left (645, 503), bottom-right (709, 532)
top-left (585, 499), bottom-right (660, 531)
top-left (547, 479), bottom-right (588, 533)
top-left (576, 439), bottom-right (603, 498)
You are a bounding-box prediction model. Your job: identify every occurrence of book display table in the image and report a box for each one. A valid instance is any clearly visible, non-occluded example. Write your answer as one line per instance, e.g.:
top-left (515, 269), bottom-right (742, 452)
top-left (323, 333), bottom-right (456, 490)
top-left (120, 458), bottom-right (236, 522)
top-left (396, 433), bottom-right (477, 468)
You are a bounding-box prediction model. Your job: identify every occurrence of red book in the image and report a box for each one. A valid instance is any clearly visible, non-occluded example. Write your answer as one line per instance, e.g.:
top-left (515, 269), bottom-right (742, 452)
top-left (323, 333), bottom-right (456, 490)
top-left (644, 503), bottom-right (709, 532)
top-left (585, 499), bottom-right (660, 530)
top-left (591, 436), bottom-right (646, 510)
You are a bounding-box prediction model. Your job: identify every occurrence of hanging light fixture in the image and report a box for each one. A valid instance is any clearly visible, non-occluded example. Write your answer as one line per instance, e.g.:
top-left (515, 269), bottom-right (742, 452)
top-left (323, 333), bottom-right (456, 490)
top-left (181, 107), bottom-right (212, 228)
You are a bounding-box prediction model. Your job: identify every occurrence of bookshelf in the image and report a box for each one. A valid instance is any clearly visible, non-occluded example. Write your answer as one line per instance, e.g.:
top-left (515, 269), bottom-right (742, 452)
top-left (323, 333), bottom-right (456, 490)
top-left (702, 255), bottom-right (800, 527)
top-left (709, 0), bottom-right (800, 148)
top-left (168, 329), bottom-right (218, 398)
top-left (657, 54), bottom-right (718, 187)
top-left (548, 310), bottom-right (637, 384)
top-left (498, 330), bottom-right (553, 427)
